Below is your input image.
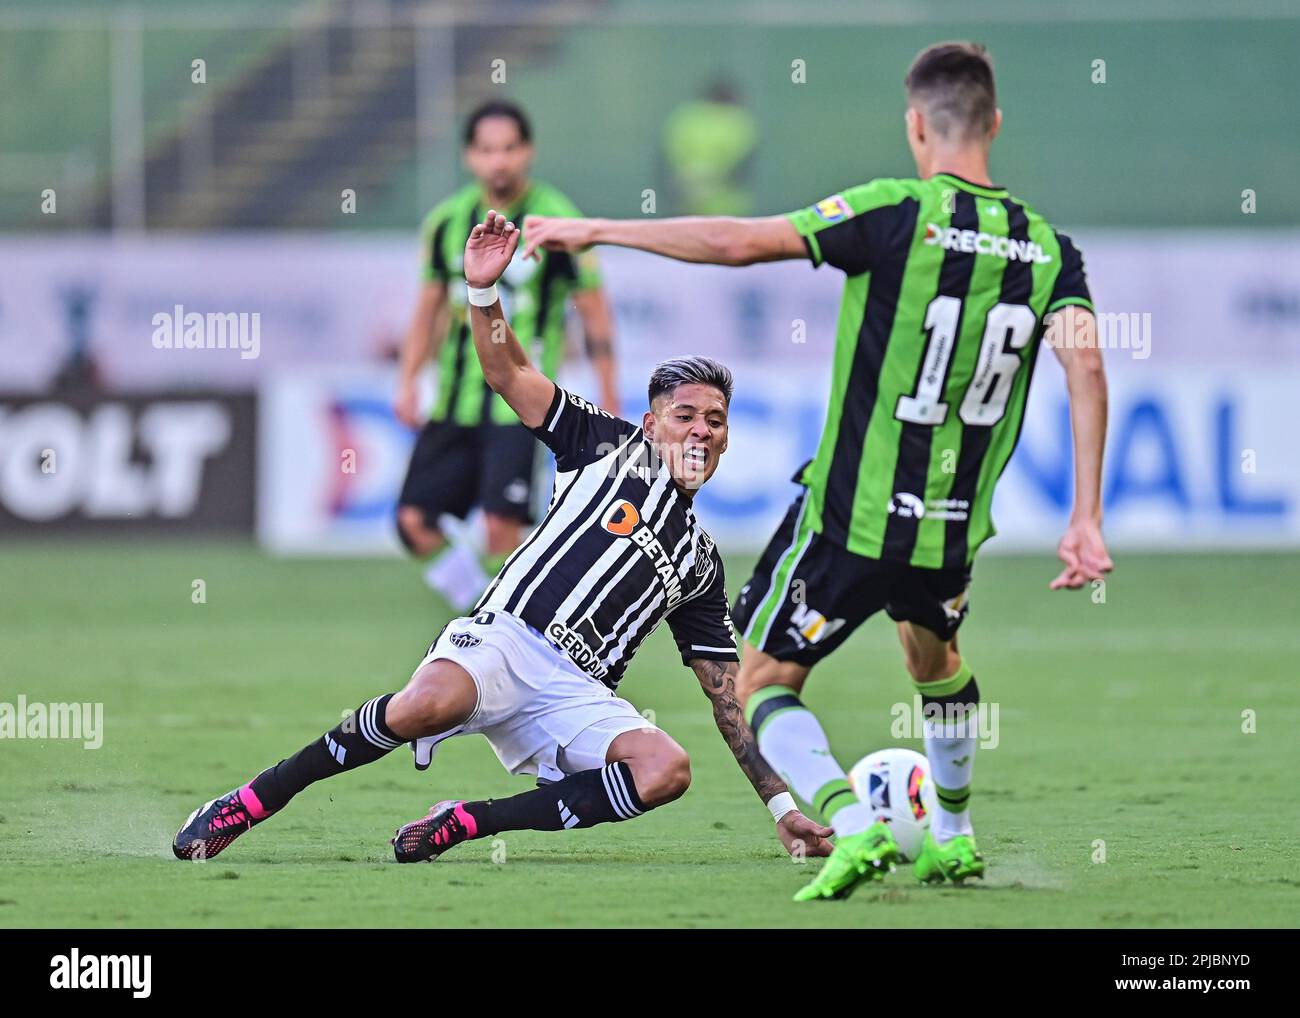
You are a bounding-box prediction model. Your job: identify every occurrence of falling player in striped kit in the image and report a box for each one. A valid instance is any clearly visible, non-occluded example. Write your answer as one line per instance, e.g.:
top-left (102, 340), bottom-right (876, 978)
top-left (525, 41), bottom-right (1113, 900)
top-left (172, 211), bottom-right (831, 866)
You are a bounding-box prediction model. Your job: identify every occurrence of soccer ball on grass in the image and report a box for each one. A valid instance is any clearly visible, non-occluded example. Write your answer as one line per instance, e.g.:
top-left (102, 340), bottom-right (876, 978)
top-left (847, 747), bottom-right (936, 862)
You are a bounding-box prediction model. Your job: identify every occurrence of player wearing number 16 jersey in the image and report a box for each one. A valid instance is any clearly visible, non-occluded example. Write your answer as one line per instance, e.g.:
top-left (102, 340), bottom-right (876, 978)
top-left (525, 41), bottom-right (1114, 900)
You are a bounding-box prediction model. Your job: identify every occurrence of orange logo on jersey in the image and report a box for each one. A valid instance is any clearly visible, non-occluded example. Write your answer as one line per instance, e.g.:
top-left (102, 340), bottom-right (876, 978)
top-left (601, 499), bottom-right (640, 536)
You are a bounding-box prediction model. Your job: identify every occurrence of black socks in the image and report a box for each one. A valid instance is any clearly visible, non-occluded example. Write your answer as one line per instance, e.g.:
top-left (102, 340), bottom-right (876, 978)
top-left (463, 762), bottom-right (646, 837)
top-left (249, 694), bottom-right (402, 813)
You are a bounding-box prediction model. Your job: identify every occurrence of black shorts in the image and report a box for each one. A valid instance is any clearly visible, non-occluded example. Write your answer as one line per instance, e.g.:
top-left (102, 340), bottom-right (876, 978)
top-left (398, 419), bottom-right (540, 526)
top-left (731, 492), bottom-right (972, 666)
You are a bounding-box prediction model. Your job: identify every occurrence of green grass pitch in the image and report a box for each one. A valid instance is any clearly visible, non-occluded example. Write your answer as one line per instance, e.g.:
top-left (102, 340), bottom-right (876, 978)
top-left (1, 541), bottom-right (1296, 928)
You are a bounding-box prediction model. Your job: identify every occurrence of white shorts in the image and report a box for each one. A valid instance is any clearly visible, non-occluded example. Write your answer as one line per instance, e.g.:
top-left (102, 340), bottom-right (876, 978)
top-left (412, 610), bottom-right (661, 782)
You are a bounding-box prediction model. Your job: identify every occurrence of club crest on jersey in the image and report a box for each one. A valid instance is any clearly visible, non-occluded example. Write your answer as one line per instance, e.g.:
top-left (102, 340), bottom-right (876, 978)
top-left (568, 391), bottom-right (613, 419)
top-left (813, 194), bottom-right (853, 223)
top-left (449, 631), bottom-right (482, 650)
top-left (599, 496), bottom-right (682, 607)
top-left (695, 531), bottom-right (715, 577)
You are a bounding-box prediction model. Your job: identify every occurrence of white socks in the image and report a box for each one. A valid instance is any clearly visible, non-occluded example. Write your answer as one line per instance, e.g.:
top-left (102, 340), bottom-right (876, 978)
top-left (746, 687), bottom-right (874, 837)
top-left (422, 546), bottom-right (487, 611)
top-left (917, 661), bottom-right (979, 844)
top-left (924, 721), bottom-right (976, 842)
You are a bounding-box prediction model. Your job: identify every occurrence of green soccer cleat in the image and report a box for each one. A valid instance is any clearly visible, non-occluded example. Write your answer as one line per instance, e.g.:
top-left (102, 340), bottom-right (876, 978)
top-left (913, 831), bottom-right (986, 884)
top-left (793, 821), bottom-right (900, 902)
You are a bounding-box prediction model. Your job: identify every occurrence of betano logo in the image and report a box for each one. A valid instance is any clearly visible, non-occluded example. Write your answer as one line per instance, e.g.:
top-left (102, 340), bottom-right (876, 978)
top-left (601, 499), bottom-right (640, 536)
top-left (923, 223), bottom-right (1052, 263)
top-left (599, 497), bottom-right (682, 606)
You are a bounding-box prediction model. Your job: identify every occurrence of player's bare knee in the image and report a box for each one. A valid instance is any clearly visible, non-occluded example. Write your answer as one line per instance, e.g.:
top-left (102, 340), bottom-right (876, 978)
top-left (627, 744), bottom-right (692, 807)
top-left (645, 750), bottom-right (693, 806)
top-left (386, 664), bottom-right (476, 738)
top-left (905, 645), bottom-right (961, 685)
top-left (736, 647), bottom-right (805, 709)
top-left (396, 506), bottom-right (441, 558)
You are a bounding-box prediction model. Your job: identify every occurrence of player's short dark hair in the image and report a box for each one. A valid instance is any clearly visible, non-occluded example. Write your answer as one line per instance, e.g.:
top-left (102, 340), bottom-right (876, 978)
top-left (648, 356), bottom-right (734, 408)
top-left (464, 100), bottom-right (532, 146)
top-left (904, 42), bottom-right (997, 141)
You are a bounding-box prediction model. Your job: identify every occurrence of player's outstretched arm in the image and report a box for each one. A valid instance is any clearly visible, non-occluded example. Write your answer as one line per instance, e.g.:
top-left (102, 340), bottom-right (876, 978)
top-left (690, 658), bottom-right (834, 859)
top-left (394, 281), bottom-right (448, 428)
top-left (523, 214), bottom-right (805, 267)
top-left (571, 286), bottom-right (620, 414)
top-left (464, 210), bottom-right (556, 429)
top-left (1048, 306), bottom-right (1114, 590)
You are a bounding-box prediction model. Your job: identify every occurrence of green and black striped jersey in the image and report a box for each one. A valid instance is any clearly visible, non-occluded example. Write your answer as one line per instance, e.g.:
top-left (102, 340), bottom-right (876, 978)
top-left (786, 173), bottom-right (1093, 568)
top-left (420, 181), bottom-right (602, 426)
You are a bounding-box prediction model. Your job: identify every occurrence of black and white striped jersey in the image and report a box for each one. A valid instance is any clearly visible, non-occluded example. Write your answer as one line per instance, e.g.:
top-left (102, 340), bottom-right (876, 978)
top-left (473, 384), bottom-right (738, 689)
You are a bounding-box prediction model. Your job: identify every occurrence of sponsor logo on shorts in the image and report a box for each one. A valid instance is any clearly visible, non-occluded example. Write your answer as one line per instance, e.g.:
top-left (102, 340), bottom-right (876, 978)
top-left (449, 631), bottom-right (482, 649)
top-left (940, 588), bottom-right (970, 621)
top-left (598, 497), bottom-right (683, 607)
top-left (785, 603), bottom-right (845, 649)
top-left (813, 194), bottom-right (853, 223)
top-left (546, 621), bottom-right (609, 681)
top-left (503, 479), bottom-right (529, 504)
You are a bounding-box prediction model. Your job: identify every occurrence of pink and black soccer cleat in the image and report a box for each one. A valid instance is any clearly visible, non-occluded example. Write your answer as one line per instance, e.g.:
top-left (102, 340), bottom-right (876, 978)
top-left (392, 800), bottom-right (477, 863)
top-left (172, 786), bottom-right (270, 861)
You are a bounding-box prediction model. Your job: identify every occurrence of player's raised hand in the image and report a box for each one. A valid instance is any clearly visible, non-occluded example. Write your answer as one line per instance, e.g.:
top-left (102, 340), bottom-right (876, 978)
top-left (1050, 517), bottom-right (1114, 590)
top-left (522, 214), bottom-right (595, 260)
top-left (777, 810), bottom-right (835, 858)
top-left (464, 210), bottom-right (520, 288)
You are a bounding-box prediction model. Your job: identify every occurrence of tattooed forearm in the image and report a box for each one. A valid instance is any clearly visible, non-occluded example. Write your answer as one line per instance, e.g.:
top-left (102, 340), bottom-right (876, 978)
top-left (691, 658), bottom-right (787, 803)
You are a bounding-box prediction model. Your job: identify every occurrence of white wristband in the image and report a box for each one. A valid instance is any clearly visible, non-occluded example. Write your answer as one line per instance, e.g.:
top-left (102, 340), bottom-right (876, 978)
top-left (466, 283), bottom-right (499, 307)
top-left (767, 792), bottom-right (797, 823)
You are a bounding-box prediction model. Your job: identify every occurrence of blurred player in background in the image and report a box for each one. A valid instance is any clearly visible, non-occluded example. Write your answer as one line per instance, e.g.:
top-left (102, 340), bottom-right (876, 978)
top-left (526, 41), bottom-right (1113, 900)
top-left (172, 212), bottom-right (830, 866)
top-left (394, 101), bottom-right (620, 611)
top-left (660, 80), bottom-right (759, 216)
